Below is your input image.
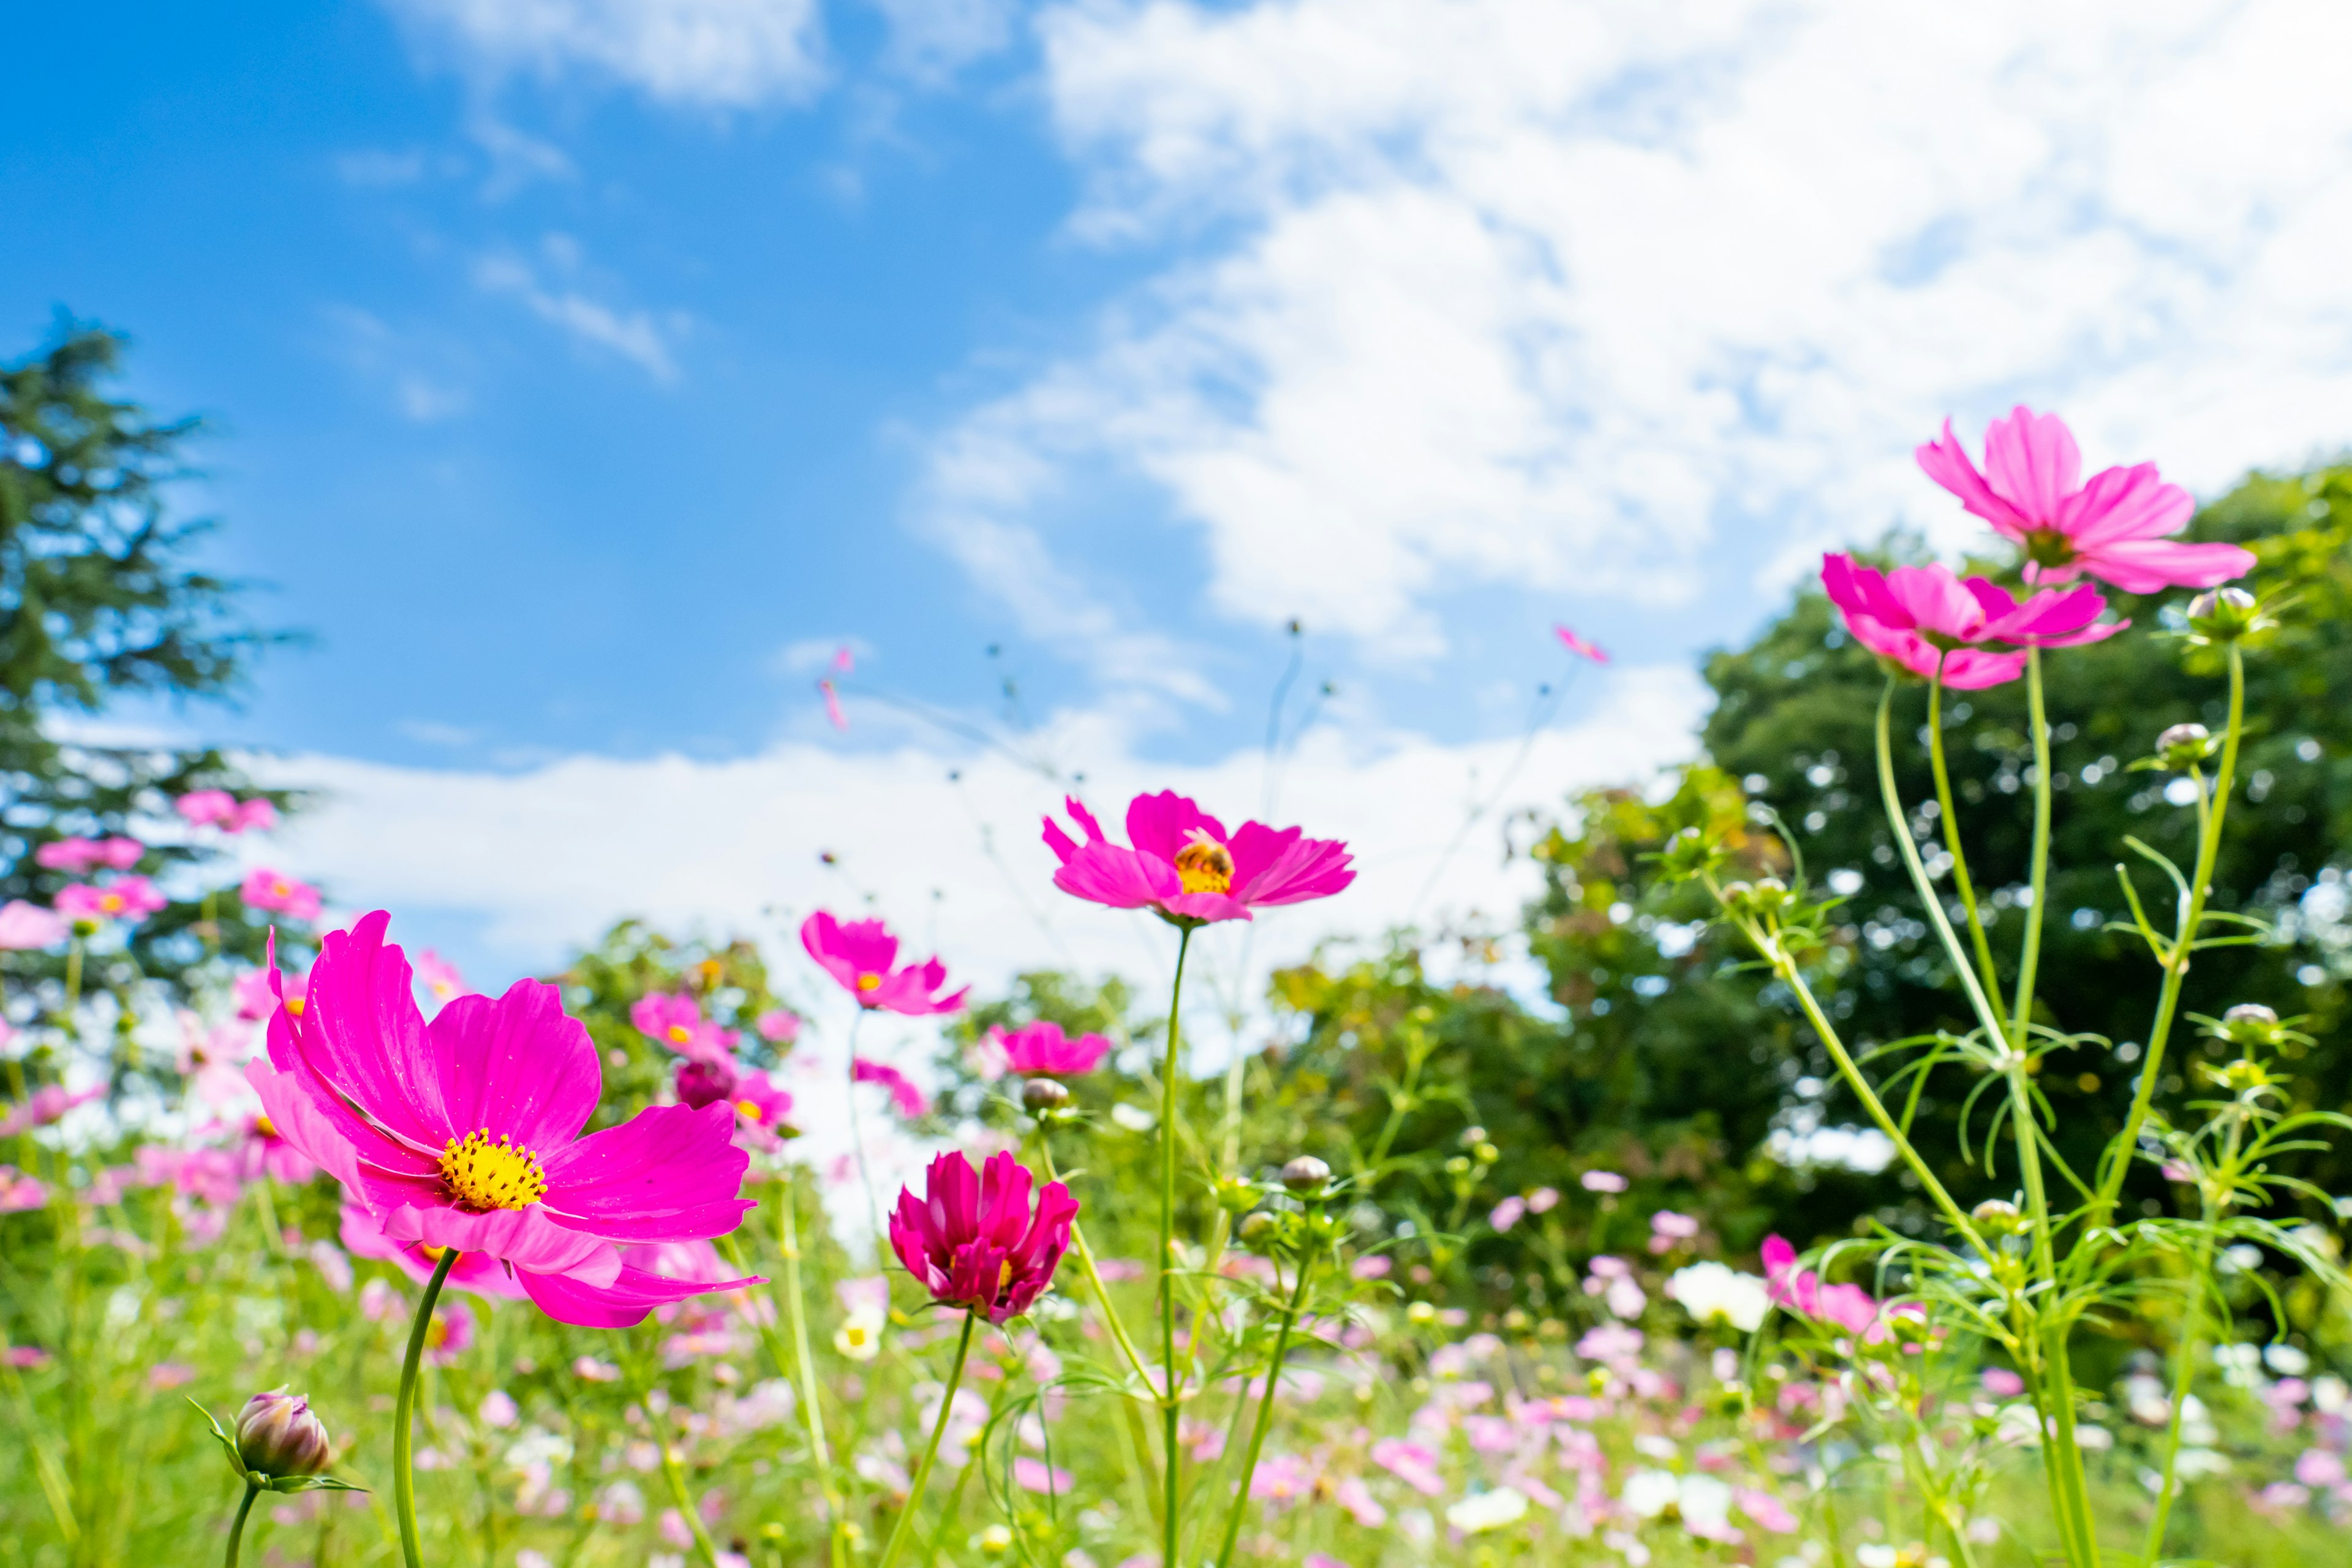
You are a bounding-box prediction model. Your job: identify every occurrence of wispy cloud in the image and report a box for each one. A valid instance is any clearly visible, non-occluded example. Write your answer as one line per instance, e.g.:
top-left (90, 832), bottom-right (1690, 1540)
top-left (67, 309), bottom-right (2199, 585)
top-left (473, 241), bottom-right (685, 383)
top-left (386, 0), bottom-right (829, 108)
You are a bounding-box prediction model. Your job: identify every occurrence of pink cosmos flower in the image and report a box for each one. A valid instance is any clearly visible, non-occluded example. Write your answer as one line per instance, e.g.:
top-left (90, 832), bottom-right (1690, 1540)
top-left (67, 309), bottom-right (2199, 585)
top-left (888, 1150), bottom-right (1076, 1324)
top-left (820, 680), bottom-right (848, 732)
top-left (1580, 1170), bottom-right (1627, 1194)
top-left (341, 1201), bottom-right (532, 1300)
top-left (1370, 1438), bottom-right (1446, 1497)
top-left (1917, 407), bottom-right (2252, 592)
top-left (754, 1009), bottom-right (801, 1044)
top-left (1014, 1457), bottom-right (1074, 1495)
top-left (426, 1298), bottom-right (475, 1365)
top-left (1041, 791), bottom-right (1355, 926)
top-left (631, 994), bottom-right (734, 1062)
top-left (55, 878), bottom-right (167, 924)
top-left (1760, 1235), bottom-right (1880, 1337)
top-left (35, 836), bottom-right (143, 873)
top-left (800, 912), bottom-right (968, 1015)
top-left (853, 1058), bottom-right (930, 1120)
top-left (1554, 625), bottom-right (1610, 663)
top-left (993, 1020), bottom-right (1113, 1079)
top-left (236, 1110), bottom-right (322, 1185)
top-left (0, 1166), bottom-right (48, 1212)
top-left (415, 950), bottom-right (468, 1009)
top-left (248, 910), bottom-right (761, 1327)
top-left (178, 791), bottom-right (278, 834)
top-left (1822, 554), bottom-right (2124, 689)
top-left (674, 1058), bottom-right (795, 1143)
top-left (0, 1085), bottom-right (103, 1137)
top-left (0, 899), bottom-right (67, 950)
top-left (241, 868), bottom-right (323, 922)
top-left (233, 966), bottom-right (308, 1022)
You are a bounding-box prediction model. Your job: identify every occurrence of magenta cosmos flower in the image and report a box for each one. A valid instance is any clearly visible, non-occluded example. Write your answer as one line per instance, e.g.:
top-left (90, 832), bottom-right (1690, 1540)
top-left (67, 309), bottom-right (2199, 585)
top-left (800, 911), bottom-right (968, 1015)
top-left (35, 836), bottom-right (143, 873)
top-left (631, 993), bottom-right (735, 1063)
top-left (55, 877), bottom-right (167, 924)
top-left (242, 867), bottom-right (323, 922)
top-left (993, 1020), bottom-right (1113, 1079)
top-left (1041, 791), bottom-right (1355, 925)
top-left (249, 911), bottom-right (760, 1327)
top-left (888, 1150), bottom-right (1076, 1324)
top-left (339, 1200), bottom-right (530, 1301)
top-left (1761, 1235), bottom-right (1883, 1338)
top-left (853, 1057), bottom-right (930, 1119)
top-left (176, 790), bottom-right (278, 834)
top-left (1917, 407), bottom-right (2252, 593)
top-left (1822, 553), bottom-right (2124, 689)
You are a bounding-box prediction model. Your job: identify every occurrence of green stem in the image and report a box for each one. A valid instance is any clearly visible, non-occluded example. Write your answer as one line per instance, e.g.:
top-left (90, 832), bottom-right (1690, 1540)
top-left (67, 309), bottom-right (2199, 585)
top-left (1213, 1238), bottom-right (1317, 1568)
top-left (1037, 1137), bottom-right (1157, 1391)
top-left (2010, 650), bottom-right (2053, 1050)
top-left (1159, 924), bottom-right (1196, 1568)
top-left (2095, 642), bottom-right (2245, 1225)
top-left (775, 1173), bottom-right (846, 1568)
top-left (394, 1248), bottom-right (460, 1568)
top-left (873, 1311), bottom-right (978, 1568)
top-left (2142, 1227), bottom-right (2214, 1559)
top-left (224, 1479), bottom-right (260, 1568)
top-left (655, 1412), bottom-right (724, 1568)
top-left (1926, 673), bottom-right (2007, 1016)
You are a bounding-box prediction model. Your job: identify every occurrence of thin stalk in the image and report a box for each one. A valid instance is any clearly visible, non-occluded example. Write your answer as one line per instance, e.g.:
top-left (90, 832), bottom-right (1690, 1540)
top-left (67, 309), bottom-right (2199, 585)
top-left (843, 1009), bottom-right (884, 1253)
top-left (394, 1248), bottom-right (461, 1568)
top-left (1159, 924), bottom-right (1196, 1568)
top-left (775, 1173), bottom-right (846, 1568)
top-left (2008, 650), bottom-right (2053, 1049)
top-left (1037, 1137), bottom-right (1156, 1391)
top-left (873, 1311), bottom-right (978, 1568)
top-left (655, 1415), bottom-right (724, 1568)
top-left (2142, 1229), bottom-right (2214, 1558)
top-left (2095, 643), bottom-right (2245, 1224)
top-left (1925, 673), bottom-right (2007, 1016)
top-left (224, 1479), bottom-right (260, 1568)
top-left (1213, 1240), bottom-right (1317, 1568)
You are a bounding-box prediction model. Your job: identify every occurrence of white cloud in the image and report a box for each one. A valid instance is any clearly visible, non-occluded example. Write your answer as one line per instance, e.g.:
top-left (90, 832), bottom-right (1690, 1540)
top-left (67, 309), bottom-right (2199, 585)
top-left (474, 246), bottom-right (687, 382)
top-left (868, 0), bottom-right (1016, 78)
top-left (390, 0), bottom-right (828, 107)
top-left (920, 0), bottom-right (2352, 654)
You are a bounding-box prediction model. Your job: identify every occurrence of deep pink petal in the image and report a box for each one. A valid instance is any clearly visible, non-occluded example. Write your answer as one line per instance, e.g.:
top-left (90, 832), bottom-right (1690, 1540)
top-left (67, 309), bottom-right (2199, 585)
top-left (540, 1104), bottom-right (754, 1242)
top-left (1041, 815), bottom-right (1079, 865)
top-left (2079, 538), bottom-right (2255, 593)
top-left (1980, 405), bottom-right (2079, 527)
top-left (1915, 420), bottom-right (2029, 537)
top-left (297, 911), bottom-right (452, 1152)
top-left (1228, 823), bottom-right (1355, 908)
top-left (1052, 843), bottom-right (1180, 910)
top-left (1961, 576), bottom-right (2019, 625)
top-left (1157, 891), bottom-right (1254, 923)
top-left (428, 981), bottom-right (601, 1153)
top-left (1980, 584), bottom-right (2105, 644)
top-left (378, 1200), bottom-right (616, 1278)
top-left (2059, 463), bottom-right (2193, 546)
top-left (1939, 648), bottom-right (2028, 688)
top-left (1881, 565), bottom-right (1985, 641)
top-left (1123, 791), bottom-right (1227, 865)
top-left (520, 1259), bottom-right (759, 1329)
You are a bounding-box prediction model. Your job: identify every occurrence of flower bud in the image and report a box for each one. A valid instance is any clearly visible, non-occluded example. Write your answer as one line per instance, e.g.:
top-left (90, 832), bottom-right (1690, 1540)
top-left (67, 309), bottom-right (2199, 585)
top-left (1020, 1078), bottom-right (1071, 1113)
top-left (2186, 586), bottom-right (2263, 641)
top-left (235, 1390), bottom-right (331, 1480)
top-left (2154, 722), bottom-right (2212, 767)
top-left (1236, 1211), bottom-right (1278, 1247)
top-left (2224, 1003), bottom-right (2278, 1027)
top-left (1472, 1142), bottom-right (1500, 1166)
top-left (1969, 1199), bottom-right (2027, 1237)
top-left (1280, 1155), bottom-right (1332, 1197)
top-left (978, 1525), bottom-right (1014, 1557)
top-left (1460, 1126), bottom-right (1488, 1148)
top-left (1212, 1175), bottom-right (1258, 1214)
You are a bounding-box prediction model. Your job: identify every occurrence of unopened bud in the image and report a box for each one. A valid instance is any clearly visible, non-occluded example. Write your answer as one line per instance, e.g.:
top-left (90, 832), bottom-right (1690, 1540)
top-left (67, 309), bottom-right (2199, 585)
top-left (1020, 1079), bottom-right (1070, 1113)
top-left (1472, 1142), bottom-right (1500, 1165)
top-left (2223, 1003), bottom-right (2278, 1027)
top-left (978, 1524), bottom-right (1014, 1556)
top-left (2154, 722), bottom-right (2212, 767)
top-left (1212, 1176), bottom-right (1257, 1213)
top-left (2186, 586), bottom-right (2261, 641)
top-left (1237, 1211), bottom-right (1278, 1247)
top-left (1969, 1199), bottom-right (2026, 1237)
top-left (1460, 1126), bottom-right (1488, 1147)
top-left (1281, 1155), bottom-right (1332, 1196)
top-left (235, 1390), bottom-right (331, 1479)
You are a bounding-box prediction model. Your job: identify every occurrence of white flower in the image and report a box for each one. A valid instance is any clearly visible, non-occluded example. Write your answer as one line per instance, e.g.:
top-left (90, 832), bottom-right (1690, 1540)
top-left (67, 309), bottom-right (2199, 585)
top-left (1446, 1487), bottom-right (1529, 1533)
top-left (1110, 1103), bottom-right (1156, 1133)
top-left (1666, 1262), bottom-right (1771, 1333)
top-left (834, 1305), bottom-right (887, 1362)
top-left (2265, 1343), bottom-right (2312, 1376)
top-left (1622, 1469), bottom-right (1682, 1518)
top-left (1993, 1403), bottom-right (2044, 1447)
top-left (1678, 1474), bottom-right (1736, 1535)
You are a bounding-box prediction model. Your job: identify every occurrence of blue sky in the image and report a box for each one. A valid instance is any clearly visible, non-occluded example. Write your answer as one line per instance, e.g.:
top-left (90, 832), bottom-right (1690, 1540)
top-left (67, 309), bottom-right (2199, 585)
top-left (7, 0), bottom-right (2349, 1005)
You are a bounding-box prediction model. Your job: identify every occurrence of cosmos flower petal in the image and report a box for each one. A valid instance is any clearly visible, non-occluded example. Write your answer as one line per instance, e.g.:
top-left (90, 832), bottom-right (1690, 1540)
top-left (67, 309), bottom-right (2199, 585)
top-left (538, 1103), bottom-right (753, 1241)
top-left (1915, 419), bottom-right (2029, 535)
top-left (297, 911), bottom-right (453, 1152)
top-left (428, 982), bottom-right (601, 1153)
top-left (1124, 790), bottom-right (1229, 864)
top-left (519, 1258), bottom-right (758, 1329)
top-left (379, 1201), bottom-right (615, 1279)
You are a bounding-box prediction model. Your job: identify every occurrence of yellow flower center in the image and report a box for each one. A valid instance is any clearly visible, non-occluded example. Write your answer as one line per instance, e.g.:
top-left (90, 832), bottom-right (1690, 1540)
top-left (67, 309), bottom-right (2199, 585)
top-left (285, 997), bottom-right (306, 1017)
top-left (419, 1243), bottom-right (447, 1261)
top-left (424, 1316), bottom-right (450, 1349)
top-left (1173, 832), bottom-right (1234, 895)
top-left (254, 1115), bottom-right (277, 1139)
top-left (998, 1259), bottom-right (1014, 1289)
top-left (666, 1023), bottom-right (693, 1045)
top-left (856, 973), bottom-right (881, 992)
top-left (438, 1128), bottom-right (549, 1212)
top-left (100, 894), bottom-right (124, 913)
top-left (272, 880), bottom-right (291, 897)
top-left (734, 1098), bottom-right (764, 1121)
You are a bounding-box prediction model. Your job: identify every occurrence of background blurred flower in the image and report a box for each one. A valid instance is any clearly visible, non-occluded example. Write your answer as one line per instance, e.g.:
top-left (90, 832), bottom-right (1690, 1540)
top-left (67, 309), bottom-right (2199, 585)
top-left (56, 877), bottom-right (165, 924)
top-left (993, 1020), bottom-right (1113, 1078)
top-left (802, 911), bottom-right (967, 1015)
top-left (853, 1058), bottom-right (930, 1120)
top-left (0, 899), bottom-right (67, 949)
top-left (1042, 790), bottom-right (1354, 926)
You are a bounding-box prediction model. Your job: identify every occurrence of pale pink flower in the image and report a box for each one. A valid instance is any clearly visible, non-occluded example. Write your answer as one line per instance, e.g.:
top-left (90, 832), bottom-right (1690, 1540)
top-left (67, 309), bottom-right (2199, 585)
top-left (820, 679), bottom-right (848, 731)
top-left (415, 950), bottom-right (469, 1009)
top-left (1822, 553), bottom-right (2123, 689)
top-left (1014, 1457), bottom-right (1073, 1495)
top-left (1580, 1170), bottom-right (1627, 1194)
top-left (1918, 407), bottom-right (2252, 592)
top-left (0, 1085), bottom-right (102, 1137)
top-left (1489, 1196), bottom-right (1526, 1233)
top-left (1736, 1488), bottom-right (1799, 1533)
top-left (1553, 625), bottom-right (1609, 663)
top-left (1526, 1186), bottom-right (1561, 1213)
top-left (0, 900), bottom-right (67, 949)
top-left (55, 878), bottom-right (166, 924)
top-left (993, 1020), bottom-right (1113, 1078)
top-left (241, 868), bottom-right (323, 922)
top-left (1371, 1438), bottom-right (1446, 1496)
top-left (754, 1009), bottom-right (800, 1044)
top-left (35, 837), bottom-right (143, 873)
top-left (0, 1166), bottom-right (48, 1212)
top-left (1981, 1367), bottom-right (2026, 1398)
top-left (148, 1362), bottom-right (197, 1390)
top-left (853, 1058), bottom-right (930, 1120)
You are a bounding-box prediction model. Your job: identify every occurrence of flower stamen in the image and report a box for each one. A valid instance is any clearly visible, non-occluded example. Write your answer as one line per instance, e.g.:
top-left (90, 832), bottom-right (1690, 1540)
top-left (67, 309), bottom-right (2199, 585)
top-left (1173, 831), bottom-right (1234, 895)
top-left (439, 1128), bottom-right (549, 1212)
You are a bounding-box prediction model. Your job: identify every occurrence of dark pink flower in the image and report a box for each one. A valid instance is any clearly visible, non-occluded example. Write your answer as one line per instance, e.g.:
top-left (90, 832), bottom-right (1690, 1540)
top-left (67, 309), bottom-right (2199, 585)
top-left (1760, 1234), bottom-right (1882, 1337)
top-left (1041, 791), bottom-right (1355, 926)
top-left (888, 1150), bottom-right (1076, 1324)
top-left (36, 837), bottom-right (143, 873)
top-left (55, 878), bottom-right (166, 924)
top-left (993, 1020), bottom-right (1113, 1078)
top-left (248, 911), bottom-right (761, 1327)
top-left (1822, 553), bottom-right (2124, 689)
top-left (339, 1202), bottom-right (530, 1301)
top-left (1917, 407), bottom-right (2252, 592)
top-left (1553, 625), bottom-right (1610, 663)
top-left (0, 900), bottom-right (67, 950)
top-left (674, 1058), bottom-right (796, 1138)
top-left (800, 912), bottom-right (968, 1015)
top-left (853, 1058), bottom-right (930, 1120)
top-left (241, 868), bottom-right (323, 922)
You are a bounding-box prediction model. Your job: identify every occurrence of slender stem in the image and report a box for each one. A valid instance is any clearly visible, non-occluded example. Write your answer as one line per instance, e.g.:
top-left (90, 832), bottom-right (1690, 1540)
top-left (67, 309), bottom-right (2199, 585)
top-left (775, 1172), bottom-right (846, 1568)
top-left (2009, 650), bottom-right (2053, 1049)
top-left (394, 1248), bottom-right (460, 1568)
top-left (1925, 673), bottom-right (2007, 1017)
top-left (655, 1411), bottom-right (725, 1568)
top-left (1159, 924), bottom-right (1196, 1568)
top-left (223, 1479), bottom-right (260, 1568)
top-left (1213, 1240), bottom-right (1317, 1568)
top-left (874, 1311), bottom-right (978, 1568)
top-left (843, 1008), bottom-right (884, 1254)
top-left (2142, 1226), bottom-right (2214, 1558)
top-left (2095, 643), bottom-right (2245, 1224)
top-left (1037, 1137), bottom-right (1156, 1390)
